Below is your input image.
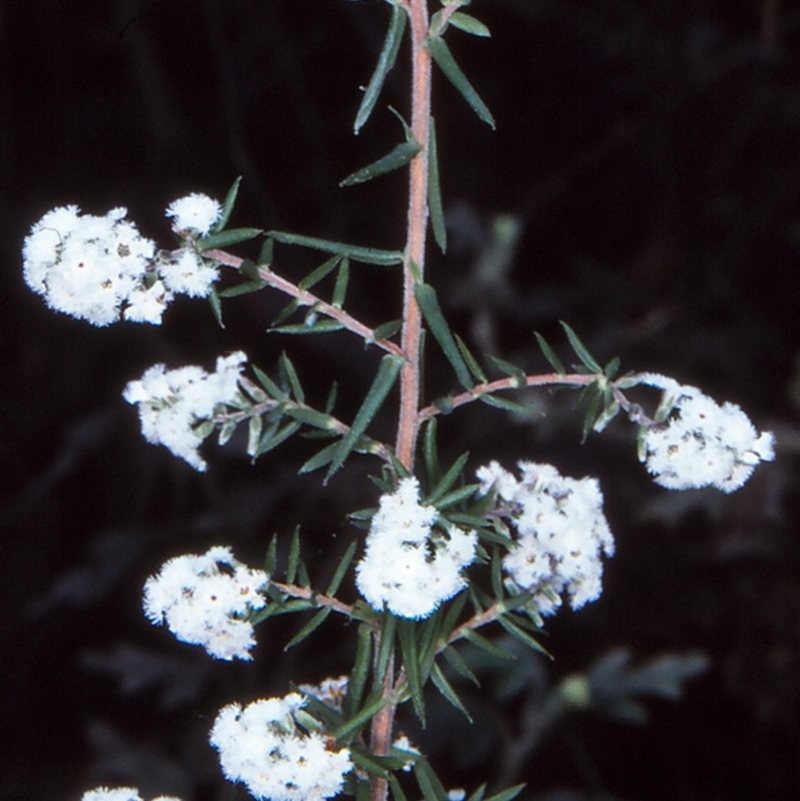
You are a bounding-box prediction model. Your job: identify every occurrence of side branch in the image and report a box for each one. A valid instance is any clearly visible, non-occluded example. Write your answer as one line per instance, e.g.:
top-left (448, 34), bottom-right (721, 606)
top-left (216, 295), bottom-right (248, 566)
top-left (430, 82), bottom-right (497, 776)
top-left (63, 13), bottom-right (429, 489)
top-left (203, 248), bottom-right (404, 358)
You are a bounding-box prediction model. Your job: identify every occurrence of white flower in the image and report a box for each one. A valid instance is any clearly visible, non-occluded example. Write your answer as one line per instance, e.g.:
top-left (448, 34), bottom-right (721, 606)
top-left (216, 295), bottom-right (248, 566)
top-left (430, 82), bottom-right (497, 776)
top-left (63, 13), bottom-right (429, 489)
top-left (165, 193), bottom-right (222, 236)
top-left (639, 383), bottom-right (775, 492)
top-left (123, 352), bottom-right (247, 471)
top-left (210, 694), bottom-right (352, 801)
top-left (22, 206), bottom-right (159, 326)
top-left (298, 675), bottom-right (349, 711)
top-left (157, 248), bottom-right (220, 297)
top-left (143, 545), bottom-right (269, 661)
top-left (477, 461), bottom-right (615, 616)
top-left (81, 789), bottom-right (183, 801)
top-left (355, 477), bottom-right (477, 619)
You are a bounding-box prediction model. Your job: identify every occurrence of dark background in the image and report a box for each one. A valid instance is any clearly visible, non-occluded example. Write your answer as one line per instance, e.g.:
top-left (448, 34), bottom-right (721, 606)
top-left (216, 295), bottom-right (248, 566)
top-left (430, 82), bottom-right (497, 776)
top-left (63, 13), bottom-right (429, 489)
top-left (2, 1), bottom-right (799, 800)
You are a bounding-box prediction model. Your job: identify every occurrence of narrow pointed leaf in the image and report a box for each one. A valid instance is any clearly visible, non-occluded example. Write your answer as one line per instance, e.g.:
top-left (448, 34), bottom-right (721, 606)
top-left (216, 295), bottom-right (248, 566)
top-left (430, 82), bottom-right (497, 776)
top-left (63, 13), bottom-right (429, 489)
top-left (344, 623), bottom-right (373, 718)
top-left (428, 116), bottom-right (447, 252)
top-left (431, 661), bottom-right (472, 721)
top-left (280, 352), bottom-right (305, 403)
top-left (264, 533), bottom-right (278, 575)
top-left (466, 785), bottom-right (487, 801)
top-left (268, 230), bottom-right (404, 266)
top-left (217, 420), bottom-right (237, 447)
top-left (560, 321), bottom-right (602, 373)
top-left (246, 414), bottom-right (263, 457)
top-left (604, 356), bottom-right (621, 379)
top-left (427, 37), bottom-right (495, 129)
top-left (428, 451), bottom-right (469, 505)
top-left (461, 629), bottom-right (516, 660)
top-left (340, 140), bottom-right (421, 187)
top-left (196, 227), bottom-right (263, 252)
top-left (496, 615), bottom-right (549, 656)
top-left (442, 645), bottom-right (480, 686)
top-left (335, 692), bottom-right (390, 743)
top-left (325, 540), bottom-right (358, 596)
top-left (483, 786), bottom-right (526, 801)
top-left (478, 393), bottom-right (530, 413)
top-left (283, 607), bottom-right (331, 650)
top-left (212, 175), bottom-right (242, 234)
top-left (348, 749), bottom-right (389, 778)
top-left (534, 331), bottom-right (566, 375)
top-left (207, 285), bottom-right (224, 328)
top-left (253, 365), bottom-right (287, 401)
top-left (372, 319), bottom-right (402, 342)
top-left (272, 320), bottom-right (346, 335)
top-left (374, 613), bottom-right (397, 684)
top-left (433, 483), bottom-right (479, 510)
top-left (423, 418), bottom-right (440, 486)
top-left (354, 5), bottom-right (407, 134)
top-left (332, 257), bottom-right (349, 308)
top-left (327, 355), bottom-right (403, 479)
top-left (415, 282), bottom-right (472, 389)
top-left (298, 255), bottom-right (341, 291)
top-left (414, 759), bottom-right (449, 801)
top-left (389, 774), bottom-right (411, 801)
top-left (489, 354), bottom-right (526, 384)
top-left (299, 440), bottom-right (341, 474)
top-left (272, 298), bottom-right (301, 327)
top-left (398, 619), bottom-right (425, 724)
top-left (218, 279), bottom-right (267, 298)
top-left (449, 12), bottom-right (491, 38)
top-left (284, 406), bottom-right (335, 430)
top-left (259, 236), bottom-right (274, 265)
top-left (286, 527), bottom-right (301, 585)
top-left (455, 334), bottom-right (486, 382)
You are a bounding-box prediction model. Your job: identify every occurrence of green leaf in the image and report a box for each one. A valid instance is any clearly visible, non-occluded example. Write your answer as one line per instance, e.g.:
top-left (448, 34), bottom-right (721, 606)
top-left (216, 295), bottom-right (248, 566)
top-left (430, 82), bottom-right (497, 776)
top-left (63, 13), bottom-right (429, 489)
top-left (217, 420), bottom-right (237, 447)
top-left (389, 774), bottom-right (411, 801)
top-left (398, 619), bottom-right (425, 724)
top-left (477, 393), bottom-right (530, 414)
top-left (326, 355), bottom-right (403, 480)
top-left (268, 230), bottom-right (404, 266)
top-left (344, 623), bottom-right (373, 718)
top-left (560, 321), bottom-right (602, 373)
top-left (272, 320), bottom-right (346, 335)
top-left (284, 406), bottom-right (335, 431)
top-left (374, 613), bottom-right (397, 684)
top-left (466, 784), bottom-right (487, 801)
top-left (455, 334), bottom-right (486, 383)
top-left (196, 227), bottom-right (263, 252)
top-left (488, 354), bottom-right (526, 384)
top-left (332, 257), bottom-right (349, 308)
top-left (207, 284), bottom-right (224, 328)
top-left (427, 36), bottom-right (495, 129)
top-left (299, 440), bottom-right (341, 474)
top-left (581, 385), bottom-right (603, 443)
top-left (449, 12), bottom-right (491, 38)
top-left (414, 759), bottom-right (449, 801)
top-left (428, 451), bottom-right (469, 505)
top-left (483, 785), bottom-right (526, 801)
top-left (496, 615), bottom-right (549, 657)
top-left (246, 414), bottom-right (263, 457)
top-left (431, 661), bottom-right (472, 721)
top-left (280, 352), bottom-right (305, 403)
top-left (604, 356), bottom-right (621, 379)
top-left (212, 175), bottom-right (243, 234)
top-left (335, 691), bottom-right (390, 744)
top-left (298, 255), bottom-right (341, 291)
top-left (252, 365), bottom-right (287, 401)
top-left (427, 116), bottom-right (447, 253)
top-left (259, 236), bottom-right (274, 265)
top-left (433, 482), bottom-right (479, 510)
top-left (534, 331), bottom-right (566, 375)
top-left (423, 418), bottom-right (440, 486)
top-left (326, 540), bottom-right (358, 596)
top-left (286, 527), bottom-right (302, 585)
top-left (340, 140), bottom-right (421, 187)
top-left (348, 748), bottom-right (389, 779)
top-left (415, 282), bottom-right (472, 389)
top-left (372, 319), bottom-right (402, 342)
top-left (264, 533), bottom-right (278, 575)
top-left (218, 279), bottom-right (267, 298)
top-left (284, 608), bottom-right (331, 650)
top-left (461, 629), bottom-right (516, 660)
top-left (256, 420), bottom-right (302, 458)
top-left (441, 644), bottom-right (479, 686)
top-left (354, 4), bottom-right (407, 134)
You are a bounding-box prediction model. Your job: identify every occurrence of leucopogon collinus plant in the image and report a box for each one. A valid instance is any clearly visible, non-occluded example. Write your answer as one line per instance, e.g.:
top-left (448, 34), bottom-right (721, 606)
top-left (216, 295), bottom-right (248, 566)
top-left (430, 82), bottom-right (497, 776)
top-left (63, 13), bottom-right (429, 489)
top-left (23, 2), bottom-right (776, 801)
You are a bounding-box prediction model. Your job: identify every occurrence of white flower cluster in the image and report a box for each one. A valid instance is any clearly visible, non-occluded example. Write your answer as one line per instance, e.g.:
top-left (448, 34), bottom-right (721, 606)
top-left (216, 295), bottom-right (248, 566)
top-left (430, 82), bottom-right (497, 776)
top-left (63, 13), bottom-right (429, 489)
top-left (638, 374), bottom-right (775, 493)
top-left (210, 693), bottom-right (352, 801)
top-left (143, 545), bottom-right (269, 661)
top-left (23, 195), bottom-right (221, 326)
top-left (355, 477), bottom-right (477, 619)
top-left (477, 461), bottom-right (615, 616)
top-left (165, 192), bottom-right (222, 236)
top-left (123, 351), bottom-right (247, 471)
top-left (81, 789), bottom-right (181, 801)
top-left (298, 675), bottom-right (349, 711)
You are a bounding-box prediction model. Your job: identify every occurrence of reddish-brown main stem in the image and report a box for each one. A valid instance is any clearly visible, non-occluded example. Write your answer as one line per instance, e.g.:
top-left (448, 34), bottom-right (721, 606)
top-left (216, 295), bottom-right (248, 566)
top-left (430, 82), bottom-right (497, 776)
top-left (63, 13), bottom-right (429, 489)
top-left (395, 0), bottom-right (431, 472)
top-left (370, 4), bottom-right (431, 801)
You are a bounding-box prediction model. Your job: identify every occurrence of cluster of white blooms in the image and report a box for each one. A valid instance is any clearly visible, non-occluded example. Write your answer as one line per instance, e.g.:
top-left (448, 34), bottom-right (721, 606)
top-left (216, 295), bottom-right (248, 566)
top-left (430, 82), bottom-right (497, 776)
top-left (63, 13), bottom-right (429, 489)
top-left (477, 461), bottom-right (615, 616)
top-left (355, 477), bottom-right (477, 619)
top-left (298, 675), bottom-right (349, 711)
top-left (210, 693), bottom-right (352, 801)
top-left (123, 351), bottom-right (247, 471)
top-left (143, 545), bottom-right (269, 661)
top-left (81, 789), bottom-right (181, 801)
top-left (637, 374), bottom-right (775, 493)
top-left (23, 195), bottom-right (222, 326)
top-left (165, 192), bottom-right (222, 236)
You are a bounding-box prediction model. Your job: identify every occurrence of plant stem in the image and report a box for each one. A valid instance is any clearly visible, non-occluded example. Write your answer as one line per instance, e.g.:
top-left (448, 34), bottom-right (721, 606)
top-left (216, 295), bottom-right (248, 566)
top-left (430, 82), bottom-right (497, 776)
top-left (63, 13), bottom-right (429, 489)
top-left (395, 0), bottom-right (432, 472)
